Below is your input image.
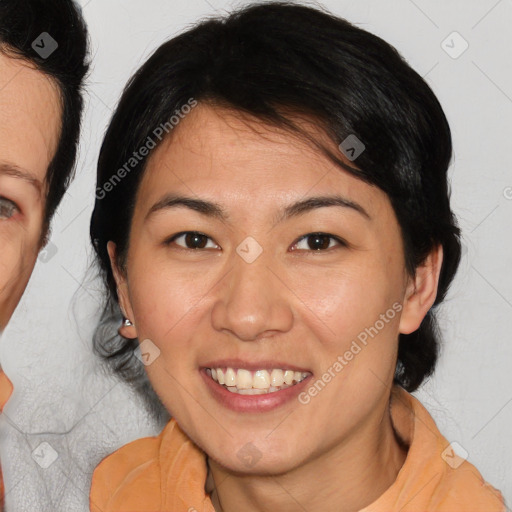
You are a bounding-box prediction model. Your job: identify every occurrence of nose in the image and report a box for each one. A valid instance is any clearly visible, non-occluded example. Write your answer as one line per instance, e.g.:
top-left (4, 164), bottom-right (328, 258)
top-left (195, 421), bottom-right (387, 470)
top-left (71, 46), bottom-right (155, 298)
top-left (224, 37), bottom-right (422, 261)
top-left (211, 248), bottom-right (294, 341)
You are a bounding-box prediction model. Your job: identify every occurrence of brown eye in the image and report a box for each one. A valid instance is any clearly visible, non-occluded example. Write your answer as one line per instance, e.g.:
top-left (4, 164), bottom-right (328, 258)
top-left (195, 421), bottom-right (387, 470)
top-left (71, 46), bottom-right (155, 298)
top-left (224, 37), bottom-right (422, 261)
top-left (166, 231), bottom-right (219, 250)
top-left (291, 232), bottom-right (345, 251)
top-left (0, 197), bottom-right (19, 220)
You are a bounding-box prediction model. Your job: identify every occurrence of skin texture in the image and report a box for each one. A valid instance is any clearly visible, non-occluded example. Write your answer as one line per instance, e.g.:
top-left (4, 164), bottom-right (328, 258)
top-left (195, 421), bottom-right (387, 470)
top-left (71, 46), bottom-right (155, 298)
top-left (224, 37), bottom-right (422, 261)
top-left (110, 103), bottom-right (443, 512)
top-left (0, 51), bottom-right (61, 332)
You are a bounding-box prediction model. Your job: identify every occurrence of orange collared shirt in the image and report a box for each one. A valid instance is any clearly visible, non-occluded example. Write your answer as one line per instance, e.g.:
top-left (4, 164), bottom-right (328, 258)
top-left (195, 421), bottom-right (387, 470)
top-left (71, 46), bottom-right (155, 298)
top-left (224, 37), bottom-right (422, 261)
top-left (0, 369), bottom-right (13, 512)
top-left (90, 385), bottom-right (506, 512)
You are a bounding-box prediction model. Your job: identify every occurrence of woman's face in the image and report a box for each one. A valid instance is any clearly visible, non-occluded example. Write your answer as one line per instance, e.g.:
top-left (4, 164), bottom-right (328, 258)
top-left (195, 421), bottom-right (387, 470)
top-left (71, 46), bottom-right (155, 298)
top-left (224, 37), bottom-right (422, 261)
top-left (111, 103), bottom-right (437, 475)
top-left (0, 52), bottom-right (61, 331)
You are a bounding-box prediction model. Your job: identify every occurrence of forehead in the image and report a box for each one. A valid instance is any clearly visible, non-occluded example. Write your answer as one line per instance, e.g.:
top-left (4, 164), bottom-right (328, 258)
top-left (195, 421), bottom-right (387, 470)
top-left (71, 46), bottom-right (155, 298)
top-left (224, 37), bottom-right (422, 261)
top-left (0, 50), bottom-right (62, 185)
top-left (142, 103), bottom-right (381, 210)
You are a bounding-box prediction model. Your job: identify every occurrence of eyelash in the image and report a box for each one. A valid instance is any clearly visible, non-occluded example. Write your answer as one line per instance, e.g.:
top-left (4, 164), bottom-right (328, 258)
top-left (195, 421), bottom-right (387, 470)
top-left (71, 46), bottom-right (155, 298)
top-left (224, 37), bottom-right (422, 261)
top-left (164, 231), bottom-right (346, 252)
top-left (0, 196), bottom-right (19, 220)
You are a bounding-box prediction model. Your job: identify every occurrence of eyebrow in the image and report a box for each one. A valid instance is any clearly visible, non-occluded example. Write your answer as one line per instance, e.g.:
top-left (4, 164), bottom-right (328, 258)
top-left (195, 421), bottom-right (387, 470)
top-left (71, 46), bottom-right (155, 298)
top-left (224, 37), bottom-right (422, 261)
top-left (0, 162), bottom-right (43, 194)
top-left (146, 193), bottom-right (371, 225)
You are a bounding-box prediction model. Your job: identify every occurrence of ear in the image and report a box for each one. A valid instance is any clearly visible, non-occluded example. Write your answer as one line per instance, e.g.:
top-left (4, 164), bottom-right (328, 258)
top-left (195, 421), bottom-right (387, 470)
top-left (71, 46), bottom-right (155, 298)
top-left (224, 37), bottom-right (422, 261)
top-left (399, 244), bottom-right (443, 335)
top-left (107, 241), bottom-right (138, 339)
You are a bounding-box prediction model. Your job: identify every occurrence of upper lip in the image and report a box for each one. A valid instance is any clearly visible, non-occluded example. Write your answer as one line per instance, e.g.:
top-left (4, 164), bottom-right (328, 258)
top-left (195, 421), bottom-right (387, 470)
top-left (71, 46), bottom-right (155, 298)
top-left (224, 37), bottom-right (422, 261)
top-left (201, 358), bottom-right (312, 373)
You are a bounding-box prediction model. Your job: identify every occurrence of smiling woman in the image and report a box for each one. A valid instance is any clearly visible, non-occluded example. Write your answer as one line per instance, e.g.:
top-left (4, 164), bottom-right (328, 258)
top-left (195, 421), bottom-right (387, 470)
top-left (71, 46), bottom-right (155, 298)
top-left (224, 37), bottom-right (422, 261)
top-left (88, 2), bottom-right (505, 511)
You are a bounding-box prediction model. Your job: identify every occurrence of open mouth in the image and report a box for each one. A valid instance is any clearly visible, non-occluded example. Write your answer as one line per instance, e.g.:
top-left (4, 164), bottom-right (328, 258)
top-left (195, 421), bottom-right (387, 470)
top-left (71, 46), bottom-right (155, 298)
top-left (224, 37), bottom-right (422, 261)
top-left (205, 367), bottom-right (311, 395)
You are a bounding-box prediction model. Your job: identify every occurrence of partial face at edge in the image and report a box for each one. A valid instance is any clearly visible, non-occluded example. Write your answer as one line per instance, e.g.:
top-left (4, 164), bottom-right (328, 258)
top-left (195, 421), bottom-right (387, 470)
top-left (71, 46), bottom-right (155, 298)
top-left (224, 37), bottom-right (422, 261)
top-left (110, 103), bottom-right (442, 475)
top-left (0, 51), bottom-right (61, 332)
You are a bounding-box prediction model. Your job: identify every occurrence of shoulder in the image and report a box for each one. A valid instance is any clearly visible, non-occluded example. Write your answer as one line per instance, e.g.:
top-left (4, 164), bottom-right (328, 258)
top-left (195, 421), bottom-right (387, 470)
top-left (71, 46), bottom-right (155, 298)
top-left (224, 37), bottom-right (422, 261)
top-left (89, 419), bottom-right (177, 512)
top-left (430, 459), bottom-right (506, 512)
top-left (393, 386), bottom-right (506, 511)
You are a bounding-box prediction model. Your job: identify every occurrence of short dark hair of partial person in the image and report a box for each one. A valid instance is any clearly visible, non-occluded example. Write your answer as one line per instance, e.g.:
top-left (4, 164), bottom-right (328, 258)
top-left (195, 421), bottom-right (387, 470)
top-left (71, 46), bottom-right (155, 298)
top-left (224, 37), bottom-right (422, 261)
top-left (90, 0), bottom-right (461, 407)
top-left (0, 0), bottom-right (89, 236)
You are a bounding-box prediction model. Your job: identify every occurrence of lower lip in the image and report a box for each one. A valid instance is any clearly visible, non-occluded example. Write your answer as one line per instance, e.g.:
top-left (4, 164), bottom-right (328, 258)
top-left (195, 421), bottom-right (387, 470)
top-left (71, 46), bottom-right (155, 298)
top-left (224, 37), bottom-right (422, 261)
top-left (200, 368), bottom-right (312, 413)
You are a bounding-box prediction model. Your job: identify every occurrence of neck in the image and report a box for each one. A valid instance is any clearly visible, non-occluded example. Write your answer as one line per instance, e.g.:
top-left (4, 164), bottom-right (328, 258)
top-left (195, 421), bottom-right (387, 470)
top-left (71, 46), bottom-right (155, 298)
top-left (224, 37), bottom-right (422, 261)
top-left (208, 396), bottom-right (408, 512)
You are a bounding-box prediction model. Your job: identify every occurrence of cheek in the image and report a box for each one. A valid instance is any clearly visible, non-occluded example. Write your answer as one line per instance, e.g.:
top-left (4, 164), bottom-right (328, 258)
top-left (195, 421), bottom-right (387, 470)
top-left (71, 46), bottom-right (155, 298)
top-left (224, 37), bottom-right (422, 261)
top-left (286, 255), bottom-right (403, 345)
top-left (0, 232), bottom-right (38, 328)
top-left (128, 266), bottom-right (208, 418)
top-left (130, 263), bottom-right (203, 322)
top-left (0, 228), bottom-right (32, 281)
top-left (127, 261), bottom-right (208, 370)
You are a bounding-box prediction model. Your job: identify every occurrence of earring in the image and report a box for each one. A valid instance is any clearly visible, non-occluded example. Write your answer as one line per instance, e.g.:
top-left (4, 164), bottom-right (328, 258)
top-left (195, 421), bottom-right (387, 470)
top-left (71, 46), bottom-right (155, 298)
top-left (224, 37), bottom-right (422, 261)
top-left (123, 318), bottom-right (133, 327)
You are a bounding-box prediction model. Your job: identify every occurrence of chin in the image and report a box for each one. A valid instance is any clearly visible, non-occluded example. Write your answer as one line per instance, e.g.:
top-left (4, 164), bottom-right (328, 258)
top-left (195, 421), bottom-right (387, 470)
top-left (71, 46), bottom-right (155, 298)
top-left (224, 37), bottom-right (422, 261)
top-left (207, 439), bottom-right (303, 477)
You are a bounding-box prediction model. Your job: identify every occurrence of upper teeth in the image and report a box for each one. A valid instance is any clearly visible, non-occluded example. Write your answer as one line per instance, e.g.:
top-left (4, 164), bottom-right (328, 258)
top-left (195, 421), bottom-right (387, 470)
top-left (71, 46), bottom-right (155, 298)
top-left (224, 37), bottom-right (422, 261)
top-left (207, 367), bottom-right (309, 390)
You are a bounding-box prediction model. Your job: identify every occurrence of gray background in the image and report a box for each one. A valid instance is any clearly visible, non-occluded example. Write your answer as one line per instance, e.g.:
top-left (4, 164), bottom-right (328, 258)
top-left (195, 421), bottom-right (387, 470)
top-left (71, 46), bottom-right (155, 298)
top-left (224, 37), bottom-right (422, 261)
top-left (0, 0), bottom-right (511, 510)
